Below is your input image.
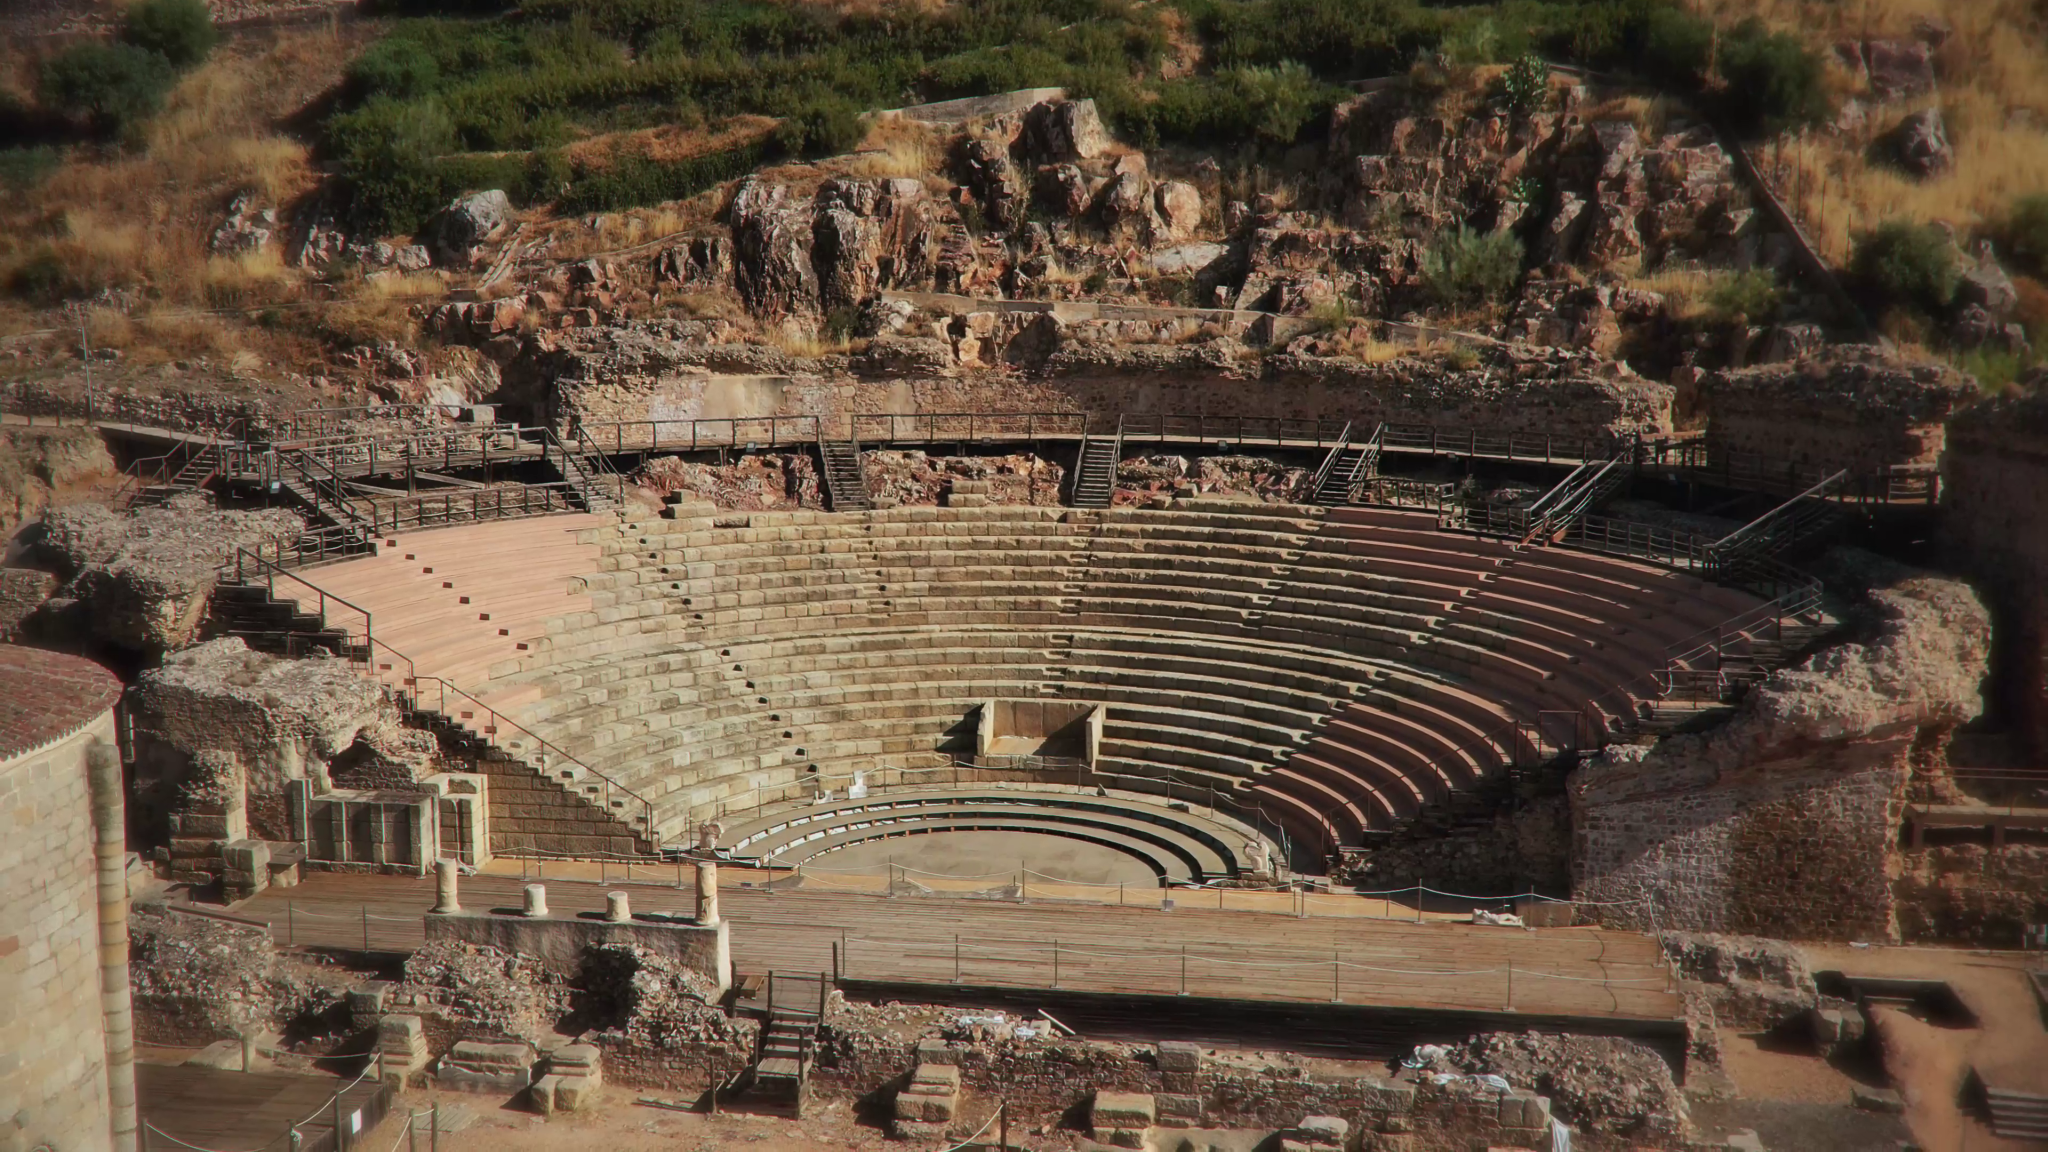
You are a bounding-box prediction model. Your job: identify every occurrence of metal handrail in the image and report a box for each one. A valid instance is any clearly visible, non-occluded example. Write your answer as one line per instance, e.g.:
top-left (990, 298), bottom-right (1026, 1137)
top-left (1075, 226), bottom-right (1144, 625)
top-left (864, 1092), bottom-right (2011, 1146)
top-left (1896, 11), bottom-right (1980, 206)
top-left (1306, 421), bottom-right (1355, 498)
top-left (396, 672), bottom-right (656, 844)
top-left (222, 545), bottom-right (375, 654)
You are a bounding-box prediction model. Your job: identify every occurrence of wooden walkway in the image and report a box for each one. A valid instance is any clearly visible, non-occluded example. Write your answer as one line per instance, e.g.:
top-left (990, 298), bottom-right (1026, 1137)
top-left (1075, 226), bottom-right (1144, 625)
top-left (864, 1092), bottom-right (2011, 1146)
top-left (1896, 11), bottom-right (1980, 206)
top-left (240, 873), bottom-right (1677, 1023)
top-left (138, 1063), bottom-right (387, 1151)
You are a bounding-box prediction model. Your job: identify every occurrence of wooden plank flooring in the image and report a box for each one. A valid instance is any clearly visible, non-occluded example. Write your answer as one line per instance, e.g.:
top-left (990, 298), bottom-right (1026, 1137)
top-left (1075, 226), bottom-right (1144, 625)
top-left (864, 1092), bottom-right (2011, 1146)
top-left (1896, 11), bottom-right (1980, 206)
top-left (241, 873), bottom-right (1677, 1022)
top-left (138, 1063), bottom-right (385, 1149)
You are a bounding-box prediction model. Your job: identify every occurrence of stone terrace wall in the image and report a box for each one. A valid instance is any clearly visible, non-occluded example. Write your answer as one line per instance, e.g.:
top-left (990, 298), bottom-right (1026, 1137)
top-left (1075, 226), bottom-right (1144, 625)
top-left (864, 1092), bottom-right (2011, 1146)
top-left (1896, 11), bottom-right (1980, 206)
top-left (1893, 842), bottom-right (2048, 946)
top-left (1686, 350), bottom-right (1978, 472)
top-left (1942, 392), bottom-right (2048, 757)
top-left (0, 714), bottom-right (117, 1152)
top-left (1573, 575), bottom-right (1992, 941)
top-left (519, 321), bottom-right (1673, 443)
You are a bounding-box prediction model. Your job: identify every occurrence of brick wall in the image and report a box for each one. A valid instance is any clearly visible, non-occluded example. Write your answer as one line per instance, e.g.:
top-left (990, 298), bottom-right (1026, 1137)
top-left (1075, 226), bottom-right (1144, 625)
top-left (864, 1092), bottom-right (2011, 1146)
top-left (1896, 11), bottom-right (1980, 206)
top-left (0, 714), bottom-right (117, 1152)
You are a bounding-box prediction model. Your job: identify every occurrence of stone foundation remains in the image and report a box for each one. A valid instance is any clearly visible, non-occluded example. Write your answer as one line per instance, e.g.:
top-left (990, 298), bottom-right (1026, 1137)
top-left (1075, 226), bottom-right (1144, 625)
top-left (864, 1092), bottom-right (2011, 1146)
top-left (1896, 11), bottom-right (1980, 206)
top-left (1573, 571), bottom-right (1992, 941)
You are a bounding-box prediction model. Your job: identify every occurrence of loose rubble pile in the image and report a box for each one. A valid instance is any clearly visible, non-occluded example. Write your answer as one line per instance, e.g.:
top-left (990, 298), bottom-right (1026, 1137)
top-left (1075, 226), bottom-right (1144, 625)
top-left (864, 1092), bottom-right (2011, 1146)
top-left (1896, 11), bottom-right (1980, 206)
top-left (863, 450), bottom-right (1063, 507)
top-left (397, 940), bottom-right (568, 1042)
top-left (1419, 1031), bottom-right (1689, 1142)
top-left (128, 902), bottom-right (339, 1047)
top-left (575, 944), bottom-right (748, 1050)
top-left (633, 452), bottom-right (820, 510)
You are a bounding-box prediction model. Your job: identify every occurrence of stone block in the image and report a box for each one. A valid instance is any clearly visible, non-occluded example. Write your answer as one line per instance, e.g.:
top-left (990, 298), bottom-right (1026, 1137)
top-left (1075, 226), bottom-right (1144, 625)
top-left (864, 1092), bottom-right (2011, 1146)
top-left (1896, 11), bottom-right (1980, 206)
top-left (1851, 1085), bottom-right (1903, 1114)
top-left (1156, 1040), bottom-right (1203, 1072)
top-left (551, 1043), bottom-right (601, 1080)
top-left (1499, 1090), bottom-right (1549, 1129)
top-left (347, 981), bottom-right (392, 1025)
top-left (1091, 1091), bottom-right (1155, 1131)
top-left (1154, 1093), bottom-right (1202, 1119)
top-left (438, 1040), bottom-right (535, 1094)
top-left (915, 1037), bottom-right (957, 1065)
top-left (1358, 1080), bottom-right (1417, 1113)
top-left (555, 1074), bottom-right (598, 1112)
top-left (222, 839), bottom-right (270, 874)
top-left (1159, 1071), bottom-right (1200, 1094)
top-left (908, 1063), bottom-right (960, 1092)
top-left (1296, 1115), bottom-right (1349, 1144)
top-left (531, 1073), bottom-right (561, 1117)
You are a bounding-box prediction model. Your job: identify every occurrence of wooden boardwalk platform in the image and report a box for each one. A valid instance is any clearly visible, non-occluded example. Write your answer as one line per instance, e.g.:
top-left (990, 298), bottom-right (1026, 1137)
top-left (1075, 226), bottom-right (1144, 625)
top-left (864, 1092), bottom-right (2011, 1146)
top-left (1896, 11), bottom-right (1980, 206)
top-left (239, 872), bottom-right (1677, 1023)
top-left (138, 1063), bottom-right (388, 1151)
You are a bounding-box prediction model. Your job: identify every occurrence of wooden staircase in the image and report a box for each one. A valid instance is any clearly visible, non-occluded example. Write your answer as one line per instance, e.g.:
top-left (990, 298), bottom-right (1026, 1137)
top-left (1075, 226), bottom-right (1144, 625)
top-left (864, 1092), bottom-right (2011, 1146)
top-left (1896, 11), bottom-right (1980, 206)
top-left (818, 439), bottom-right (871, 512)
top-left (736, 972), bottom-right (826, 1117)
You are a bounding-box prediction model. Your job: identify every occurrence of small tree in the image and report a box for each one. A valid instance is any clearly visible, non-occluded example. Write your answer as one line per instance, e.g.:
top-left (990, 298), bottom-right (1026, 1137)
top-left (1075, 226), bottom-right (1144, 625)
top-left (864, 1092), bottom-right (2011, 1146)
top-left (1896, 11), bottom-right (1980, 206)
top-left (120, 0), bottom-right (218, 71)
top-left (1420, 225), bottom-right (1525, 307)
top-left (1852, 221), bottom-right (1960, 315)
top-left (1500, 53), bottom-right (1550, 118)
top-left (39, 42), bottom-right (175, 136)
top-left (1640, 7), bottom-right (1715, 86)
top-left (349, 38), bottom-right (441, 101)
top-left (1717, 18), bottom-right (1834, 132)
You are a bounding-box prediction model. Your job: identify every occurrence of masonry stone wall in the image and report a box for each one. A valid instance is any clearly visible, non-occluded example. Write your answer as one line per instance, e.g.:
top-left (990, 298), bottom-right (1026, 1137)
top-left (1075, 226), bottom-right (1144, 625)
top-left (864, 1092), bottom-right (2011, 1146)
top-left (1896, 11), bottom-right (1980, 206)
top-left (1574, 575), bottom-right (1992, 942)
top-left (0, 714), bottom-right (116, 1152)
top-left (1942, 393), bottom-right (2048, 758)
top-left (1893, 842), bottom-right (2048, 946)
top-left (1685, 350), bottom-right (1978, 473)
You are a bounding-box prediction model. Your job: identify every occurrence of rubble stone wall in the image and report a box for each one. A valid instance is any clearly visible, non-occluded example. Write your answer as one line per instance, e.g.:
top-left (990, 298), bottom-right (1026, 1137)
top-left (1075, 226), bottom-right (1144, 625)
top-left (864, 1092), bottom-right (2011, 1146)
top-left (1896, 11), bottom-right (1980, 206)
top-left (1574, 575), bottom-right (1992, 942)
top-left (529, 325), bottom-right (1673, 443)
top-left (1893, 842), bottom-right (2048, 946)
top-left (1941, 393), bottom-right (2048, 757)
top-left (0, 715), bottom-right (117, 1152)
top-left (129, 638), bottom-right (388, 842)
top-left (1688, 352), bottom-right (1978, 472)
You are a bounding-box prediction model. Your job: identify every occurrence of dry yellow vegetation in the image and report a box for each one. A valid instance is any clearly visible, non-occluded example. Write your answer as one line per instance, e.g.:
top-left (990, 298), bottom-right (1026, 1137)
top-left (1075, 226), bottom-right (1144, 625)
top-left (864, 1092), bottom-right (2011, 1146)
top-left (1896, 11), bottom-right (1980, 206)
top-left (1702, 0), bottom-right (2048, 262)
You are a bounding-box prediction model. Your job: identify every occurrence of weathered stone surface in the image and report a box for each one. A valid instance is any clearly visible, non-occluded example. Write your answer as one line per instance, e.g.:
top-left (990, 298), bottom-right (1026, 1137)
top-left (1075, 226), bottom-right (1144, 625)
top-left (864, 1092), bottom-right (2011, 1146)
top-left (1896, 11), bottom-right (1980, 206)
top-left (1684, 349), bottom-right (1979, 472)
top-left (1660, 931), bottom-right (1817, 1030)
top-left (729, 179), bottom-right (819, 317)
top-left (1575, 571), bottom-right (1993, 940)
top-left (429, 190), bottom-right (513, 267)
top-left (1154, 181), bottom-right (1202, 242)
top-left (1019, 98), bottom-right (1111, 163)
top-left (1895, 107), bottom-right (1952, 176)
top-left (1862, 39), bottom-right (1938, 101)
top-left (36, 496), bottom-right (302, 654)
top-left (131, 638), bottom-right (391, 840)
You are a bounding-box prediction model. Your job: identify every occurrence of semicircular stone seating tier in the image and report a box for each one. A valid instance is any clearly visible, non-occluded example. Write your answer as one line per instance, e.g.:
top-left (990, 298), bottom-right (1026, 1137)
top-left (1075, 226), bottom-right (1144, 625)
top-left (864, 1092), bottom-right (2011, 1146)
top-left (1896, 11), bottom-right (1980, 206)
top-left (294, 500), bottom-right (1765, 866)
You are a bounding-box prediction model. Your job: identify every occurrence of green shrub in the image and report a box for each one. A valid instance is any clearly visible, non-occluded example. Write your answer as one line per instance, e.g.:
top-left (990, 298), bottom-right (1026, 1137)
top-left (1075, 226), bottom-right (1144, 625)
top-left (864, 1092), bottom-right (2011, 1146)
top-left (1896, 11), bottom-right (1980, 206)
top-left (1851, 220), bottom-right (1960, 315)
top-left (39, 42), bottom-right (176, 136)
top-left (1419, 225), bottom-right (1524, 306)
top-left (1639, 6), bottom-right (1714, 85)
top-left (330, 97), bottom-right (461, 234)
top-left (121, 0), bottom-right (218, 70)
top-left (2000, 194), bottom-right (2048, 279)
top-left (349, 38), bottom-right (442, 101)
top-left (0, 146), bottom-right (63, 189)
top-left (1716, 17), bottom-right (1834, 132)
top-left (1500, 53), bottom-right (1549, 118)
top-left (556, 143), bottom-right (768, 213)
top-left (1702, 268), bottom-right (1782, 324)
top-left (773, 98), bottom-right (864, 158)
top-left (1130, 62), bottom-right (1338, 148)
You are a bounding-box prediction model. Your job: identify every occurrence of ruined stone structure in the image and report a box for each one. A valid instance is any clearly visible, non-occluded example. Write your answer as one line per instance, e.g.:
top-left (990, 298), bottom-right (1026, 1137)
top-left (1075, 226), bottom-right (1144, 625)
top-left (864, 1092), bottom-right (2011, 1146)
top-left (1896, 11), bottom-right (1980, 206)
top-left (1943, 392), bottom-right (2048, 758)
top-left (1573, 574), bottom-right (1992, 941)
top-left (0, 647), bottom-right (135, 1152)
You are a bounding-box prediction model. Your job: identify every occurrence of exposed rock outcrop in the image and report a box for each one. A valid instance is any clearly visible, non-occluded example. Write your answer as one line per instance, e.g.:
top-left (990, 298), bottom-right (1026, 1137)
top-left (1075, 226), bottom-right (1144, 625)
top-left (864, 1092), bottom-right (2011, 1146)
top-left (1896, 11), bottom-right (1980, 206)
top-left (1682, 349), bottom-right (1980, 472)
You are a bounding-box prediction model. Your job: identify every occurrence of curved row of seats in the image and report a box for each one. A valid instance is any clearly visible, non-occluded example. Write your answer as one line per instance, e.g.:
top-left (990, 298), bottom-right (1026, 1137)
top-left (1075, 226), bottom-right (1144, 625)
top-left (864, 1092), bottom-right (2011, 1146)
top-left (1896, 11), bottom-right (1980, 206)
top-left (299, 499), bottom-right (1767, 862)
top-left (719, 789), bottom-right (1267, 883)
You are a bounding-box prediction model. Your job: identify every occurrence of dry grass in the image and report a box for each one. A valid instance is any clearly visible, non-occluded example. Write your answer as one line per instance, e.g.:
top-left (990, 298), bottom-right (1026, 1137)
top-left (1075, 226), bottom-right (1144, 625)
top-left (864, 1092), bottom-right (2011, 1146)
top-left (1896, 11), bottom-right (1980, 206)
top-left (1703, 0), bottom-right (2048, 258)
top-left (0, 22), bottom-right (366, 365)
top-left (1626, 267), bottom-right (1718, 321)
top-left (854, 116), bottom-right (945, 180)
